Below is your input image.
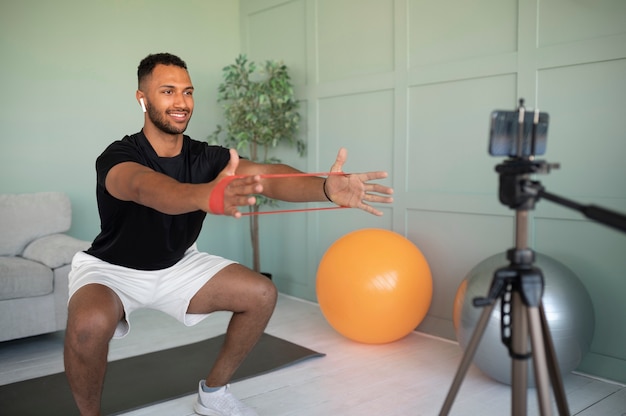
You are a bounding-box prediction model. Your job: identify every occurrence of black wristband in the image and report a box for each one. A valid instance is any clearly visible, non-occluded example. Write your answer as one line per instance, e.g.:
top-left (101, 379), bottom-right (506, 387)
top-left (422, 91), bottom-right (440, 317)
top-left (323, 178), bottom-right (333, 202)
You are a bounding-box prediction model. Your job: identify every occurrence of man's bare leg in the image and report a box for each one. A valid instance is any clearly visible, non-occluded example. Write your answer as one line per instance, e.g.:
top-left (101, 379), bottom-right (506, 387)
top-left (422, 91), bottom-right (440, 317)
top-left (187, 264), bottom-right (278, 386)
top-left (64, 284), bottom-right (124, 416)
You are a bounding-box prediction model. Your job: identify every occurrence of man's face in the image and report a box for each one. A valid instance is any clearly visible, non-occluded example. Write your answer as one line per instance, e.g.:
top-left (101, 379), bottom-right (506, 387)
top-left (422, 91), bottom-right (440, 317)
top-left (143, 64), bottom-right (194, 135)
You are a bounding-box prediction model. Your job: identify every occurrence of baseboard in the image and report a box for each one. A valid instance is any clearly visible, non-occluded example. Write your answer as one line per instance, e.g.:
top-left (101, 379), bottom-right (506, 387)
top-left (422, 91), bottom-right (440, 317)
top-left (416, 315), bottom-right (456, 342)
top-left (577, 352), bottom-right (626, 386)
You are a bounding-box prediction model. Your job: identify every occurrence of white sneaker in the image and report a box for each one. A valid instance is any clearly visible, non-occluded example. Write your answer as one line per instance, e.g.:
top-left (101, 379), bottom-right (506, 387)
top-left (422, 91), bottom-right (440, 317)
top-left (194, 381), bottom-right (258, 416)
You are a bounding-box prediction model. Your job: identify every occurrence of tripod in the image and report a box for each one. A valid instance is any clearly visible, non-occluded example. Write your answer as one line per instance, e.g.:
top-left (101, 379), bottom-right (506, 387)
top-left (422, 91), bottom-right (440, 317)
top-left (440, 157), bottom-right (626, 415)
top-left (439, 101), bottom-right (626, 415)
top-left (440, 158), bottom-right (569, 416)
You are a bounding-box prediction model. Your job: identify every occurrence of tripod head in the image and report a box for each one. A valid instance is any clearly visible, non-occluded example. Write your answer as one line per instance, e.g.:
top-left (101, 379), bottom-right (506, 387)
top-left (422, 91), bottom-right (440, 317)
top-left (490, 99), bottom-right (559, 211)
top-left (491, 98), bottom-right (626, 232)
top-left (496, 159), bottom-right (559, 211)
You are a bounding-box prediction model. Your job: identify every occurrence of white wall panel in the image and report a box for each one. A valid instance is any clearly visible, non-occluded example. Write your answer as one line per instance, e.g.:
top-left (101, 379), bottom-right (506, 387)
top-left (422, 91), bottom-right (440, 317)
top-left (408, 0), bottom-right (518, 67)
top-left (408, 74), bottom-right (517, 194)
top-left (538, 0), bottom-right (626, 47)
top-left (317, 0), bottom-right (394, 82)
top-left (318, 90), bottom-right (395, 176)
top-left (246, 0), bottom-right (309, 85)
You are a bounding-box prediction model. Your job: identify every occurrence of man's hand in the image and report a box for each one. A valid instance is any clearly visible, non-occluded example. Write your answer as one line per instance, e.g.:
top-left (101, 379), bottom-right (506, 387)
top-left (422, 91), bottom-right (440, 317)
top-left (324, 148), bottom-right (393, 216)
top-left (208, 149), bottom-right (263, 218)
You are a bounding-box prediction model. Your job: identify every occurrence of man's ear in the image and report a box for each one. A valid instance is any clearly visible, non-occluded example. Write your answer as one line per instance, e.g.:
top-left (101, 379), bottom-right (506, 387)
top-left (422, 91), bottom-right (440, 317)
top-left (136, 91), bottom-right (146, 113)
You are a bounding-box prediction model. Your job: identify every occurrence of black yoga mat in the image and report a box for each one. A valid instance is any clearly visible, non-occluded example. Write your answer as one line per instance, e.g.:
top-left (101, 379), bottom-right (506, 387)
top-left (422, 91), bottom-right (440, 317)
top-left (0, 333), bottom-right (324, 415)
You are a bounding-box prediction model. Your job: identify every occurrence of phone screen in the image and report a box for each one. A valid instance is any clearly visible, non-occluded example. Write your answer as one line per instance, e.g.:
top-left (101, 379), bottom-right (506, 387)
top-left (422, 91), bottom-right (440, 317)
top-left (489, 110), bottom-right (549, 157)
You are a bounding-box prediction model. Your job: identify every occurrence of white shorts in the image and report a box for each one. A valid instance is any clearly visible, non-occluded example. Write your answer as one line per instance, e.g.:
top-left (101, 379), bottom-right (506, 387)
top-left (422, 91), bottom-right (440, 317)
top-left (68, 244), bottom-right (236, 339)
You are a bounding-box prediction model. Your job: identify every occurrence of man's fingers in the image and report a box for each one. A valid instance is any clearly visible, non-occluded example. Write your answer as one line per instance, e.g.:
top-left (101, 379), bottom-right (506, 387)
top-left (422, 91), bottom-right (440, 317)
top-left (224, 195), bottom-right (257, 218)
top-left (367, 182), bottom-right (394, 197)
top-left (359, 203), bottom-right (384, 217)
top-left (330, 147), bottom-right (347, 173)
top-left (221, 176), bottom-right (261, 217)
top-left (224, 175), bottom-right (262, 195)
top-left (209, 168), bottom-right (262, 216)
top-left (358, 170), bottom-right (388, 182)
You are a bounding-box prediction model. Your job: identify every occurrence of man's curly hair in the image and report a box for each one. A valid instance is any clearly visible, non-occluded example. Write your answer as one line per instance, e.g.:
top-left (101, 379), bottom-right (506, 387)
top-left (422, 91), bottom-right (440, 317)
top-left (137, 53), bottom-right (187, 89)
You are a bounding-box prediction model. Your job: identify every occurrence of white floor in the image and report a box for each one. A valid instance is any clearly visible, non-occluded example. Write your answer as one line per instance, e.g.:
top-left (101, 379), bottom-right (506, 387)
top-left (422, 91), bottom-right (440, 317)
top-left (1, 294), bottom-right (624, 415)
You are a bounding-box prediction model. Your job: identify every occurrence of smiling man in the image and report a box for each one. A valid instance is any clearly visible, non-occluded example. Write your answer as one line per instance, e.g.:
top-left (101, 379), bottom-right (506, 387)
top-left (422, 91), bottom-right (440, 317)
top-left (63, 53), bottom-right (393, 416)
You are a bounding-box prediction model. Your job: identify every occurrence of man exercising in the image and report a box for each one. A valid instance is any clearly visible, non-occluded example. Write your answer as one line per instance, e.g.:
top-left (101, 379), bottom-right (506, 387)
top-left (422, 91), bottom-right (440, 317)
top-left (64, 52), bottom-right (393, 416)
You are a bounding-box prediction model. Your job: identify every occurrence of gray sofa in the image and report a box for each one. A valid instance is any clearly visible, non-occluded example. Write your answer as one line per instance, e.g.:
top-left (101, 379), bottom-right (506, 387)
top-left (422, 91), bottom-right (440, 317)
top-left (0, 192), bottom-right (90, 342)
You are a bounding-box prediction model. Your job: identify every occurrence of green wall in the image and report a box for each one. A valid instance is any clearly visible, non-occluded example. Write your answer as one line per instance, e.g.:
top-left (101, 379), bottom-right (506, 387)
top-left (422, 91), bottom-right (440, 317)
top-left (239, 0), bottom-right (626, 385)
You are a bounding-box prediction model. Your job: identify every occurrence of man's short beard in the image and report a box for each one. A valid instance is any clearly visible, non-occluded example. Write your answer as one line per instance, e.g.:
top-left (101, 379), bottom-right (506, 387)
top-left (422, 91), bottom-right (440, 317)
top-left (147, 104), bottom-right (189, 135)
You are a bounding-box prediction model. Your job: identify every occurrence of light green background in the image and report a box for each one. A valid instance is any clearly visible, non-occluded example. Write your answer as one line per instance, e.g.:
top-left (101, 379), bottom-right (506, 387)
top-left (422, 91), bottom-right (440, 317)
top-left (1, 0), bottom-right (625, 384)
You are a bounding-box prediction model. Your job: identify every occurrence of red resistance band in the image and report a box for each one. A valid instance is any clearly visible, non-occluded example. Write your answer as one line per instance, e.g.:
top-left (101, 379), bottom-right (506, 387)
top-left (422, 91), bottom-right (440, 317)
top-left (208, 172), bottom-right (349, 216)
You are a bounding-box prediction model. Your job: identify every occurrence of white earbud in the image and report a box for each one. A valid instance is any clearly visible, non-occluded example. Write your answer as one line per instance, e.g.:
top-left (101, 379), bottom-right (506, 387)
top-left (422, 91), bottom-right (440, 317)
top-left (140, 98), bottom-right (147, 113)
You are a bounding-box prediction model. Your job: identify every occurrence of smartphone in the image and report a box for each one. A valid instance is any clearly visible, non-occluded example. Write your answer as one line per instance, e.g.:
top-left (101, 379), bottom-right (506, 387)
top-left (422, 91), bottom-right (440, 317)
top-left (489, 109), bottom-right (549, 157)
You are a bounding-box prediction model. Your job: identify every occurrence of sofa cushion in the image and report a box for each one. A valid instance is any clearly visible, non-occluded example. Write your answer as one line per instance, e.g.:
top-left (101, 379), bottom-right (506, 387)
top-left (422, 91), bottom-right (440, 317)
top-left (23, 234), bottom-right (91, 269)
top-left (0, 192), bottom-right (71, 256)
top-left (0, 256), bottom-right (53, 300)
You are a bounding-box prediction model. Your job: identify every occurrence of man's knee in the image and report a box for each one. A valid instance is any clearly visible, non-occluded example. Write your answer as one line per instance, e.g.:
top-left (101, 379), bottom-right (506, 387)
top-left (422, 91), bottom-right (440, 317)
top-left (66, 307), bottom-right (119, 349)
top-left (253, 275), bottom-right (278, 310)
top-left (66, 285), bottom-right (122, 347)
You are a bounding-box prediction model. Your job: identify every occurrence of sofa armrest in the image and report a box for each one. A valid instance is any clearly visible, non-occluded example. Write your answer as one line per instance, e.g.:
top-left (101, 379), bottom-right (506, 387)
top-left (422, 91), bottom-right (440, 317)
top-left (22, 234), bottom-right (91, 269)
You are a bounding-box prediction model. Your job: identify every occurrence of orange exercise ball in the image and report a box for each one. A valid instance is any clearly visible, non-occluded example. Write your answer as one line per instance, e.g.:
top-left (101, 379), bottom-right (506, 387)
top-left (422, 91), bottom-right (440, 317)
top-left (316, 228), bottom-right (433, 344)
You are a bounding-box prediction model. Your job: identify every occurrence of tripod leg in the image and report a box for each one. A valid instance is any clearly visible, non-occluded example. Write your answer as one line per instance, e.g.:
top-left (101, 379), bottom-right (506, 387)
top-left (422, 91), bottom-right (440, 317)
top-left (439, 302), bottom-right (496, 416)
top-left (511, 292), bottom-right (529, 416)
top-left (527, 306), bottom-right (553, 416)
top-left (539, 304), bottom-right (570, 415)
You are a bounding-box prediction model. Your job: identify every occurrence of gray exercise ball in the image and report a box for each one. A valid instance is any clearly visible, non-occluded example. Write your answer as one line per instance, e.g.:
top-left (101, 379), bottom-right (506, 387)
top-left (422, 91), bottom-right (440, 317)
top-left (453, 252), bottom-right (594, 386)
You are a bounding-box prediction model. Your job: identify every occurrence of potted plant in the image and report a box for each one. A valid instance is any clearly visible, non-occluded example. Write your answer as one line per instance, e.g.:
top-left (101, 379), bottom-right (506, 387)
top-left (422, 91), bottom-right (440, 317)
top-left (209, 54), bottom-right (305, 274)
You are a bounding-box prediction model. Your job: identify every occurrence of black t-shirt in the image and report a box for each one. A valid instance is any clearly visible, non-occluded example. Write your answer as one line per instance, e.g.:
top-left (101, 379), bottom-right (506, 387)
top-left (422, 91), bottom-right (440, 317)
top-left (85, 131), bottom-right (230, 270)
